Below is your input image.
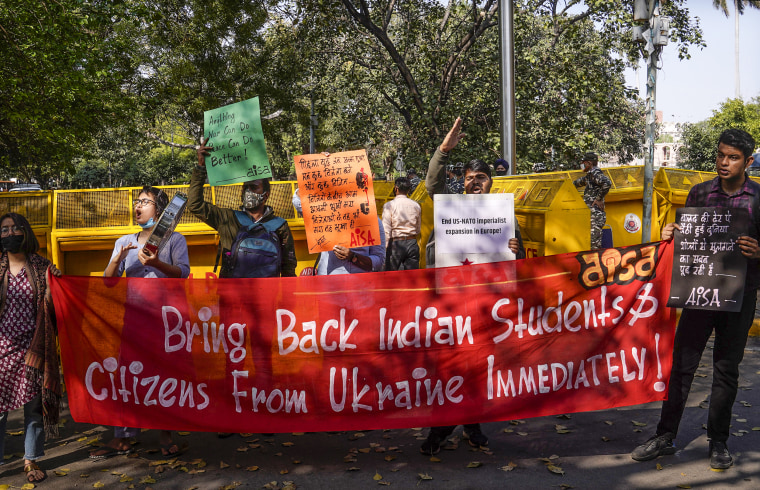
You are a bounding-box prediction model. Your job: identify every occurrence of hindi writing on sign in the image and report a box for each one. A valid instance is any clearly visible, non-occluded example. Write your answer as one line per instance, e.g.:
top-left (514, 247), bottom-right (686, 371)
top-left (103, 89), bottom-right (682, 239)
top-left (667, 207), bottom-right (748, 312)
top-left (295, 150), bottom-right (380, 252)
top-left (204, 97), bottom-right (271, 185)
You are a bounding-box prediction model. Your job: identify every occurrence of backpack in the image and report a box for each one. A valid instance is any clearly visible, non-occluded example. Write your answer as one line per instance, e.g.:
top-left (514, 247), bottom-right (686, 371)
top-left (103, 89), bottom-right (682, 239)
top-left (219, 211), bottom-right (285, 278)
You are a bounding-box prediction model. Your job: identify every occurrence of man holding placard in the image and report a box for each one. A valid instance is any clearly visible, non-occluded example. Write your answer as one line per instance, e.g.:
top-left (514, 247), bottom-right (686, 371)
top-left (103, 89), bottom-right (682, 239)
top-left (631, 129), bottom-right (758, 470)
top-left (192, 139), bottom-right (297, 278)
top-left (420, 117), bottom-right (525, 455)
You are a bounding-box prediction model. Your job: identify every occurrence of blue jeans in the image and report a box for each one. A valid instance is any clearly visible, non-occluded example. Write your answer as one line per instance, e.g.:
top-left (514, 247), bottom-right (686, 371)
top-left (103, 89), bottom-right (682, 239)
top-left (114, 426), bottom-right (139, 438)
top-left (0, 394), bottom-right (45, 462)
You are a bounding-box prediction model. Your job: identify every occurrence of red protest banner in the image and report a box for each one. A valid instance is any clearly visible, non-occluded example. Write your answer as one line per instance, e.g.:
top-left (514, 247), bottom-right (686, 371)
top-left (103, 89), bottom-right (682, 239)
top-left (51, 242), bottom-right (676, 433)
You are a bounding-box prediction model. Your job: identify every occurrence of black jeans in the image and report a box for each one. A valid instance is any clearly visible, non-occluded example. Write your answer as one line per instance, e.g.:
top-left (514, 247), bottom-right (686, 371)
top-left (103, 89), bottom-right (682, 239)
top-left (657, 291), bottom-right (756, 443)
top-left (386, 239), bottom-right (420, 271)
top-left (427, 423), bottom-right (482, 443)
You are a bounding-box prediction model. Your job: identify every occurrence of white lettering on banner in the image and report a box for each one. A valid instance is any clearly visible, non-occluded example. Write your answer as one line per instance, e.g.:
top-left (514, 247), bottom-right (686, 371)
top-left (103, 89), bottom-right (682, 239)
top-left (486, 346), bottom-right (647, 399)
top-left (329, 366), bottom-right (464, 412)
top-left (378, 306), bottom-right (473, 350)
top-left (276, 308), bottom-right (357, 355)
top-left (491, 285), bottom-right (657, 342)
top-left (85, 357), bottom-right (209, 410)
top-left (231, 370), bottom-right (308, 414)
top-left (162, 305), bottom-right (247, 363)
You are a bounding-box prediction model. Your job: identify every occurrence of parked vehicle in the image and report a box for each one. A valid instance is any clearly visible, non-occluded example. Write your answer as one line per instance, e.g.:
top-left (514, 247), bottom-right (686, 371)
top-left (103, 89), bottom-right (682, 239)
top-left (9, 183), bottom-right (42, 192)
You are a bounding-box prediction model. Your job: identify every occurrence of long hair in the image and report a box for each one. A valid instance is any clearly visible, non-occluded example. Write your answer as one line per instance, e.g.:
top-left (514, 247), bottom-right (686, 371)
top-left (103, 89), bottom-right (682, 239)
top-left (0, 212), bottom-right (39, 254)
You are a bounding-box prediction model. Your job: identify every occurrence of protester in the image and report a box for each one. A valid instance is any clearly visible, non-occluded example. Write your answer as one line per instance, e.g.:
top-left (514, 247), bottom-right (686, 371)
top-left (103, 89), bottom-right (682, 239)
top-left (0, 212), bottom-right (62, 484)
top-left (382, 177), bottom-right (421, 271)
top-left (90, 186), bottom-right (190, 460)
top-left (192, 138), bottom-right (297, 278)
top-left (421, 117), bottom-right (525, 455)
top-left (630, 129), bottom-right (758, 470)
top-left (572, 152), bottom-right (611, 250)
top-left (494, 159), bottom-right (509, 176)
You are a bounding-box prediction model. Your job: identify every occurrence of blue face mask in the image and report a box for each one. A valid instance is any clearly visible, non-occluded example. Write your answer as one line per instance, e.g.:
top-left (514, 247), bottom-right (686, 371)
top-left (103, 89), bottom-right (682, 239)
top-left (139, 217), bottom-right (155, 229)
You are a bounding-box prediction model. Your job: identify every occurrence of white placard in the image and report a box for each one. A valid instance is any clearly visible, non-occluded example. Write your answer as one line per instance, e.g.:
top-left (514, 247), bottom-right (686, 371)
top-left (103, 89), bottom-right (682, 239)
top-left (433, 193), bottom-right (515, 268)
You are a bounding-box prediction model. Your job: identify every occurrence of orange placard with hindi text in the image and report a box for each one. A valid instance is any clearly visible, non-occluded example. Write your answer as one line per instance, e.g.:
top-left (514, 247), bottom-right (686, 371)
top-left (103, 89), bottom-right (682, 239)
top-left (295, 150), bottom-right (380, 253)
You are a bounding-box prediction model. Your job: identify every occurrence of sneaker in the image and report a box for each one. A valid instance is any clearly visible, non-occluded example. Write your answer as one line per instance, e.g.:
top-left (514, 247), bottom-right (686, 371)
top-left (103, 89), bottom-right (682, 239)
top-left (420, 436), bottom-right (441, 456)
top-left (631, 432), bottom-right (676, 461)
top-left (463, 428), bottom-right (489, 448)
top-left (709, 440), bottom-right (733, 470)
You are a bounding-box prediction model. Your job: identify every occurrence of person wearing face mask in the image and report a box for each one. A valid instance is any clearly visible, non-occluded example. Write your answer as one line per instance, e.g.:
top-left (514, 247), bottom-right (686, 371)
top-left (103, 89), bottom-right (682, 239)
top-left (494, 159), bottom-right (509, 176)
top-left (90, 186), bottom-right (190, 461)
top-left (192, 139), bottom-right (297, 278)
top-left (0, 212), bottom-right (62, 484)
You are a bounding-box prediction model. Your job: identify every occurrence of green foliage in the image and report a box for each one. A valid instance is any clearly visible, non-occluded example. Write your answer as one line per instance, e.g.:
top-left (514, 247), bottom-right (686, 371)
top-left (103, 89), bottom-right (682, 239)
top-left (678, 97), bottom-right (760, 171)
top-left (0, 0), bottom-right (138, 187)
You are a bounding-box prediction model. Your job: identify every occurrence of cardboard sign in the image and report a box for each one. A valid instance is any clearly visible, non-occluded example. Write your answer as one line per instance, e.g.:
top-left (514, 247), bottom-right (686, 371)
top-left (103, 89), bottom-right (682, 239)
top-left (434, 193), bottom-right (516, 268)
top-left (295, 150), bottom-right (380, 252)
top-left (204, 97), bottom-right (271, 185)
top-left (52, 242), bottom-right (676, 434)
top-left (667, 207), bottom-right (748, 311)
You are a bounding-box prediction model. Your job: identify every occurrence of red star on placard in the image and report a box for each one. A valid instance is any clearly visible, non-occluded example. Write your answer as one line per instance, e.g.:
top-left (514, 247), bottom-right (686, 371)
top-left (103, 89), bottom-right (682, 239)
top-left (460, 258), bottom-right (473, 266)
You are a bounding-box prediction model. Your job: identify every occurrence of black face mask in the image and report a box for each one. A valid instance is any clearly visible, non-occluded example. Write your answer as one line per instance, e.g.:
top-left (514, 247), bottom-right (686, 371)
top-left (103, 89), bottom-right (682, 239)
top-left (2, 235), bottom-right (24, 253)
top-left (495, 170), bottom-right (507, 176)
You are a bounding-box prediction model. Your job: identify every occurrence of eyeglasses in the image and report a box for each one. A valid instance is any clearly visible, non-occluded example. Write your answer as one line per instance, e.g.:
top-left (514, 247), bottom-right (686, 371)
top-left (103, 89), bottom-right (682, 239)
top-left (0, 225), bottom-right (23, 236)
top-left (133, 198), bottom-right (156, 208)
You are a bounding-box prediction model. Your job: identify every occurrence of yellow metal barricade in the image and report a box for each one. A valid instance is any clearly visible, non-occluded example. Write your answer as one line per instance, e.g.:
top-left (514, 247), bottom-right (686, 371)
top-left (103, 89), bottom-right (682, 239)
top-left (0, 191), bottom-right (53, 259)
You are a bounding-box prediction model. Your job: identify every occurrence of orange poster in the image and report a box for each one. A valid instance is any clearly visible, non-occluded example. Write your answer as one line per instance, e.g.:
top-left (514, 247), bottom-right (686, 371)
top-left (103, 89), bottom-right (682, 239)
top-left (295, 150), bottom-right (381, 252)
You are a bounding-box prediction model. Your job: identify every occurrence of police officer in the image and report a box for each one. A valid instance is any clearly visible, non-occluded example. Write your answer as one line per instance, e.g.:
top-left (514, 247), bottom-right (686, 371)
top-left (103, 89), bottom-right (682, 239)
top-left (573, 152), bottom-right (611, 249)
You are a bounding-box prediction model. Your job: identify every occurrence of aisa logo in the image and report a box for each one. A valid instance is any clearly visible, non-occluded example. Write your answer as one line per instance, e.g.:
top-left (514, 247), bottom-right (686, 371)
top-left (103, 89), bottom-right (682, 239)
top-left (623, 213), bottom-right (641, 233)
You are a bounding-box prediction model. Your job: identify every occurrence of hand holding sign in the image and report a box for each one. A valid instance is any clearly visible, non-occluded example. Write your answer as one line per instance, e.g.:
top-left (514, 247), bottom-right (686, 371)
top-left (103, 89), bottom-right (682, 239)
top-left (295, 150), bottom-right (380, 253)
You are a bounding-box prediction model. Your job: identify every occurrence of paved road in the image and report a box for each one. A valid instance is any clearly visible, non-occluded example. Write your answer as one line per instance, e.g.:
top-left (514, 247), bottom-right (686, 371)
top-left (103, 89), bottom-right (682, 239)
top-left (2, 336), bottom-right (759, 489)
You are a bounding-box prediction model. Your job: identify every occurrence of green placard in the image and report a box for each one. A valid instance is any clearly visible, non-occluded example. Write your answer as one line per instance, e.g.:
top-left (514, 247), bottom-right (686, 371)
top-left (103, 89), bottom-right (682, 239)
top-left (203, 97), bottom-right (271, 185)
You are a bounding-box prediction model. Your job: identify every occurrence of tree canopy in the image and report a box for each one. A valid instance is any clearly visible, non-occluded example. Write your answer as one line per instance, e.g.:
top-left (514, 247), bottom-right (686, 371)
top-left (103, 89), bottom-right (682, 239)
top-left (3, 0), bottom-right (707, 187)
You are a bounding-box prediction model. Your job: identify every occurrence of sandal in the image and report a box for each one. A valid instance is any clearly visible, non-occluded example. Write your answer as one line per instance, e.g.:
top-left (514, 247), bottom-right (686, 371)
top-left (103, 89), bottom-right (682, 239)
top-left (89, 445), bottom-right (133, 461)
top-left (24, 462), bottom-right (47, 483)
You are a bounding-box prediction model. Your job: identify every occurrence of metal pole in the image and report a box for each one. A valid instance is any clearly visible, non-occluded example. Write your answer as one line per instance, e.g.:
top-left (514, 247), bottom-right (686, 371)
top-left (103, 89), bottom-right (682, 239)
top-left (641, 0), bottom-right (659, 244)
top-left (310, 93), bottom-right (316, 154)
top-left (498, 0), bottom-right (516, 175)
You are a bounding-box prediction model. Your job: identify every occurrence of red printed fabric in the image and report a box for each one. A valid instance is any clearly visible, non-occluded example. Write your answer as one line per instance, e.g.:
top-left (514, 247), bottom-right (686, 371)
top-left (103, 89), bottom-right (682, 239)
top-left (51, 242), bottom-right (676, 433)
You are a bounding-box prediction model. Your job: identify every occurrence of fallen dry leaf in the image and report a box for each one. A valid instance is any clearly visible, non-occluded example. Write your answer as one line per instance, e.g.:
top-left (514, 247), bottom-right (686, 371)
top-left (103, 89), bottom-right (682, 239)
top-left (347, 467), bottom-right (361, 472)
top-left (282, 442), bottom-right (295, 447)
top-left (418, 473), bottom-right (433, 480)
top-left (140, 476), bottom-right (157, 484)
top-left (236, 446), bottom-right (249, 452)
top-left (499, 462), bottom-right (517, 472)
top-left (429, 456), bottom-right (441, 463)
top-left (93, 483), bottom-right (105, 488)
top-left (219, 483), bottom-right (242, 490)
top-left (631, 421), bottom-right (647, 427)
top-left (384, 455), bottom-right (396, 462)
top-left (220, 461), bottom-right (230, 469)
top-left (280, 469), bottom-right (289, 475)
top-left (656, 463), bottom-right (663, 470)
top-left (246, 465), bottom-right (260, 472)
top-left (373, 472), bottom-right (383, 481)
top-left (601, 436), bottom-right (610, 442)
top-left (467, 461), bottom-right (482, 468)
top-left (177, 431), bottom-right (190, 436)
top-left (546, 464), bottom-right (564, 475)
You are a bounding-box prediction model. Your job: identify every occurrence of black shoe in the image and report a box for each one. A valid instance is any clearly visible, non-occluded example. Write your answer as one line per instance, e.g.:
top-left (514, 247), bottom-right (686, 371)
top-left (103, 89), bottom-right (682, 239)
top-left (420, 437), bottom-right (441, 456)
top-left (631, 432), bottom-right (676, 461)
top-left (463, 428), bottom-right (489, 448)
top-left (709, 440), bottom-right (733, 469)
